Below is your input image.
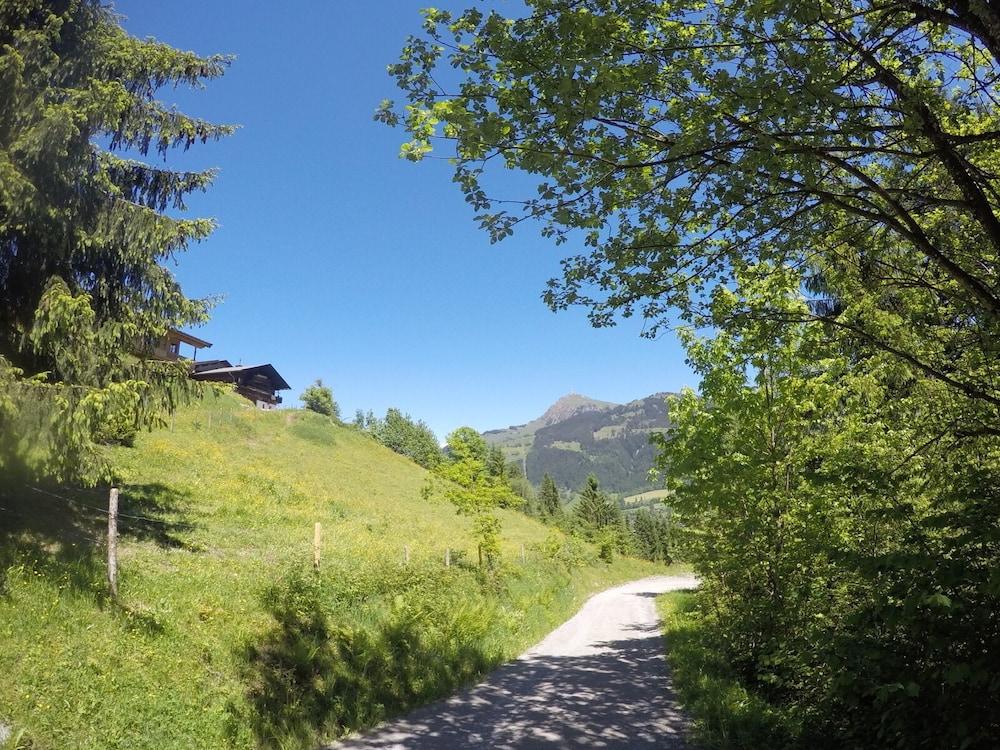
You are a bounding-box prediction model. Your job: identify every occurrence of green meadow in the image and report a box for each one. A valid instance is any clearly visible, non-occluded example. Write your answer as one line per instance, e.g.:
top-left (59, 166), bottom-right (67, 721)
top-left (0, 393), bottom-right (666, 750)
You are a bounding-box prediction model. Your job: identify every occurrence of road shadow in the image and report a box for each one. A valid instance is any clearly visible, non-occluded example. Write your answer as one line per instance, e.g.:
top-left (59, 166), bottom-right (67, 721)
top-left (327, 603), bottom-right (689, 749)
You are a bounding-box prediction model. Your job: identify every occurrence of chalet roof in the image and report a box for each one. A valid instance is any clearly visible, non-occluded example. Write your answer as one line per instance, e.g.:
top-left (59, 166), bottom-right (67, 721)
top-left (169, 329), bottom-right (212, 349)
top-left (191, 359), bottom-right (232, 373)
top-left (190, 363), bottom-right (291, 391)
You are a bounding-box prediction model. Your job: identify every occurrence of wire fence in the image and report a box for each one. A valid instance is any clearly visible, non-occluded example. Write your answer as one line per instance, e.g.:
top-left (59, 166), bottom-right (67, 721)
top-left (25, 485), bottom-right (189, 527)
top-left (1, 484), bottom-right (197, 554)
top-left (0, 503), bottom-right (101, 545)
top-left (2, 483), bottom-right (541, 600)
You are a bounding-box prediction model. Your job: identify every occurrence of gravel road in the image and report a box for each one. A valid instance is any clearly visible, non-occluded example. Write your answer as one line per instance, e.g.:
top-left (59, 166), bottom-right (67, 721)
top-left (326, 574), bottom-right (698, 750)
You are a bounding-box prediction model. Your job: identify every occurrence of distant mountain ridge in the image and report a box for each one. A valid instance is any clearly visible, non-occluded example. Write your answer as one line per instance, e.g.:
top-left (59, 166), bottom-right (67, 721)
top-left (483, 394), bottom-right (617, 463)
top-left (483, 392), bottom-right (674, 496)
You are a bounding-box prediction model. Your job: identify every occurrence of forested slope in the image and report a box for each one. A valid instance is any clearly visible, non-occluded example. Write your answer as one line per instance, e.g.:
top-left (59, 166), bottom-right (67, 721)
top-left (485, 393), bottom-right (673, 495)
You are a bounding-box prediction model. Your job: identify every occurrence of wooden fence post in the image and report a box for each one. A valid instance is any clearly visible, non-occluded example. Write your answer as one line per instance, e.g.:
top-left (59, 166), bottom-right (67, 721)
top-left (107, 487), bottom-right (119, 599)
top-left (313, 522), bottom-right (322, 571)
top-left (520, 543), bottom-right (526, 564)
top-left (445, 548), bottom-right (450, 568)
top-left (403, 545), bottom-right (410, 565)
top-left (478, 544), bottom-right (483, 568)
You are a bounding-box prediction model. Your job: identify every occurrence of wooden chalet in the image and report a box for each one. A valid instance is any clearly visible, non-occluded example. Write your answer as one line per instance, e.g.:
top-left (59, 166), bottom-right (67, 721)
top-left (190, 360), bottom-right (290, 409)
top-left (151, 330), bottom-right (290, 409)
top-left (152, 329), bottom-right (212, 361)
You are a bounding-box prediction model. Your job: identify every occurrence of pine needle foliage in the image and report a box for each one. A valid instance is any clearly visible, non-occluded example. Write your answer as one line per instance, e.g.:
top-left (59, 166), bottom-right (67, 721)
top-left (0, 0), bottom-right (234, 483)
top-left (573, 475), bottom-right (620, 529)
top-left (538, 473), bottom-right (560, 516)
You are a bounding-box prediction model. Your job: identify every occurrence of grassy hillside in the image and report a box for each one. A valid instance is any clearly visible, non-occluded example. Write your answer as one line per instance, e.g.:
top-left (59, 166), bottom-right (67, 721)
top-left (0, 393), bottom-right (666, 750)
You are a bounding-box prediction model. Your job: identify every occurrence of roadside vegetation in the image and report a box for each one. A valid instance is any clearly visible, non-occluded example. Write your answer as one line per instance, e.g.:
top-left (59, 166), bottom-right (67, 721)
top-left (658, 592), bottom-right (801, 750)
top-left (521, 473), bottom-right (675, 565)
top-left (0, 394), bottom-right (668, 749)
top-left (385, 2), bottom-right (1000, 747)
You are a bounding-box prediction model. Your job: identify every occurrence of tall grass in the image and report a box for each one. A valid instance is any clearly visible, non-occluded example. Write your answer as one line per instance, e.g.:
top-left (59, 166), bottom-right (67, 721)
top-left (0, 393), bottom-right (665, 749)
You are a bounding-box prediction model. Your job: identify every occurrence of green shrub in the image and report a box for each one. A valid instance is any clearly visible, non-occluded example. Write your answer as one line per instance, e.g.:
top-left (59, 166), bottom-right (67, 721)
top-left (300, 380), bottom-right (339, 420)
top-left (238, 564), bottom-right (525, 747)
top-left (535, 530), bottom-right (594, 568)
top-left (659, 591), bottom-right (803, 750)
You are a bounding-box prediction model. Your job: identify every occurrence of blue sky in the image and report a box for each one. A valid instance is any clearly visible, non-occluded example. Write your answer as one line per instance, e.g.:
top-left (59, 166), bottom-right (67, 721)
top-left (116, 1), bottom-right (694, 439)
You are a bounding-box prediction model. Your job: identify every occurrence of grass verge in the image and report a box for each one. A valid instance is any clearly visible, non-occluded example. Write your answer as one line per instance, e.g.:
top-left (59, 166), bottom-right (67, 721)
top-left (657, 590), bottom-right (801, 750)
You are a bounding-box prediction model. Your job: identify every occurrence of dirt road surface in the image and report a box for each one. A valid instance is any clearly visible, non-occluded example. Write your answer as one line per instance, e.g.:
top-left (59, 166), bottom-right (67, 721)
top-left (326, 574), bottom-right (698, 749)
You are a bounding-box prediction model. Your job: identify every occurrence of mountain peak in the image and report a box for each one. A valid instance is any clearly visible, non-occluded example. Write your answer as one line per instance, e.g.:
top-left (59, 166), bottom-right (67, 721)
top-left (538, 393), bottom-right (617, 428)
top-left (483, 391), bottom-right (676, 494)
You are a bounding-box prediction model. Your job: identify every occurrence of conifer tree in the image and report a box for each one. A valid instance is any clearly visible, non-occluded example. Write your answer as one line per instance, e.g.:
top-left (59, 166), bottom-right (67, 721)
top-left (629, 508), bottom-right (671, 563)
top-left (485, 445), bottom-right (508, 481)
top-left (0, 1), bottom-right (234, 482)
top-left (538, 473), bottom-right (560, 516)
top-left (573, 475), bottom-right (619, 528)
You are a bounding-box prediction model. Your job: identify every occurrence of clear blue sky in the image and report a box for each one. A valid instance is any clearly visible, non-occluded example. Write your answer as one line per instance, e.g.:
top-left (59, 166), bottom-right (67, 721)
top-left (115, 1), bottom-right (694, 439)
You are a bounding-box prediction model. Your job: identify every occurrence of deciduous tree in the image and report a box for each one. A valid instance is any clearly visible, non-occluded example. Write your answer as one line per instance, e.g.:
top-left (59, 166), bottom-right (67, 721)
top-left (382, 0), bottom-right (1000, 422)
top-left (426, 427), bottom-right (522, 569)
top-left (384, 5), bottom-right (1000, 744)
top-left (656, 266), bottom-right (1000, 748)
top-left (364, 407), bottom-right (441, 469)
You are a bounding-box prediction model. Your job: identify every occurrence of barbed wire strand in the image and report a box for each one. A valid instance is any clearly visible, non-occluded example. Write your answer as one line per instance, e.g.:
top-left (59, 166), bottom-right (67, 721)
top-left (25, 485), bottom-right (193, 527)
